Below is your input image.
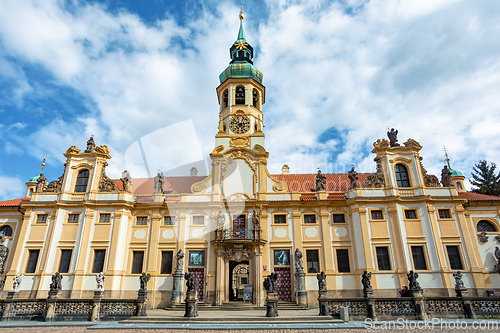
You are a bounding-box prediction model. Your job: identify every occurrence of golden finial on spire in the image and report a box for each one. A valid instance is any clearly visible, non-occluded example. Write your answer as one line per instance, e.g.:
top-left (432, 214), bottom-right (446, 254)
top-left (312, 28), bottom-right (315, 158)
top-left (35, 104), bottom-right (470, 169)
top-left (443, 146), bottom-right (450, 162)
top-left (40, 152), bottom-right (47, 173)
top-left (239, 6), bottom-right (244, 20)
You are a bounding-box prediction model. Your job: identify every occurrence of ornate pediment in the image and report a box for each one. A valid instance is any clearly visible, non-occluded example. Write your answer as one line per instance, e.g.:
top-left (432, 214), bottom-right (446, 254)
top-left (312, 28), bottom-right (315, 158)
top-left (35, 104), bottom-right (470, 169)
top-left (226, 244), bottom-right (251, 262)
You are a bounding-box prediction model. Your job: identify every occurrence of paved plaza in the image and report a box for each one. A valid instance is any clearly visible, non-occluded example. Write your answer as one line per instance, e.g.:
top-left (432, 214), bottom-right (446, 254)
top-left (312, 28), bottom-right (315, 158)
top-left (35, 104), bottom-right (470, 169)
top-left (1, 309), bottom-right (500, 332)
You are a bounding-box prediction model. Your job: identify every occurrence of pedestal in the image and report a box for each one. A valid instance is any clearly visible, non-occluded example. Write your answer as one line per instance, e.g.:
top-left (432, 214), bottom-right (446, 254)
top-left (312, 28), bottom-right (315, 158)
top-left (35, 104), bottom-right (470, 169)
top-left (295, 270), bottom-right (307, 306)
top-left (184, 291), bottom-right (198, 318)
top-left (411, 289), bottom-right (427, 320)
top-left (318, 290), bottom-right (328, 316)
top-left (265, 292), bottom-right (278, 317)
top-left (1, 291), bottom-right (18, 321)
top-left (456, 288), bottom-right (476, 319)
top-left (45, 291), bottom-right (60, 322)
top-left (364, 289), bottom-right (377, 320)
top-left (136, 290), bottom-right (148, 317)
top-left (91, 290), bottom-right (104, 322)
top-left (171, 269), bottom-right (184, 306)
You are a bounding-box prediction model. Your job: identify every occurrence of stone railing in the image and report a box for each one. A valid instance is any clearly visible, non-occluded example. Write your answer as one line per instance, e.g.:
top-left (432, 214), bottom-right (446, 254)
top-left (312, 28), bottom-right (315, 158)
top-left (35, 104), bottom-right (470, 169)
top-left (319, 295), bottom-right (500, 320)
top-left (0, 297), bottom-right (141, 322)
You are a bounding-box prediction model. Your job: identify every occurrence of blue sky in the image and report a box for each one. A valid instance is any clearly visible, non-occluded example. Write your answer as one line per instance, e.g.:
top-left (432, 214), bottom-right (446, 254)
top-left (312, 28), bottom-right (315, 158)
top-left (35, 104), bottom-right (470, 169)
top-left (1, 0), bottom-right (500, 200)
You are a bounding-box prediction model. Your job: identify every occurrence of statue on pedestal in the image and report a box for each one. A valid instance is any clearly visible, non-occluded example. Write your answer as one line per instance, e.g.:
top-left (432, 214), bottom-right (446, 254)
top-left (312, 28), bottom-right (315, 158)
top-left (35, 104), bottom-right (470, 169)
top-left (120, 170), bottom-right (132, 192)
top-left (35, 174), bottom-right (47, 193)
top-left (252, 210), bottom-right (261, 228)
top-left (453, 271), bottom-right (465, 289)
top-left (216, 210), bottom-right (225, 230)
top-left (317, 271), bottom-right (326, 291)
top-left (12, 274), bottom-right (23, 292)
top-left (84, 136), bottom-right (95, 153)
top-left (95, 272), bottom-right (105, 291)
top-left (50, 272), bottom-right (63, 292)
top-left (175, 249), bottom-right (185, 271)
top-left (407, 270), bottom-right (421, 291)
top-left (139, 272), bottom-right (151, 291)
top-left (361, 270), bottom-right (372, 292)
top-left (185, 273), bottom-right (198, 292)
top-left (294, 248), bottom-right (304, 272)
top-left (263, 273), bottom-right (277, 293)
top-left (154, 171), bottom-right (165, 194)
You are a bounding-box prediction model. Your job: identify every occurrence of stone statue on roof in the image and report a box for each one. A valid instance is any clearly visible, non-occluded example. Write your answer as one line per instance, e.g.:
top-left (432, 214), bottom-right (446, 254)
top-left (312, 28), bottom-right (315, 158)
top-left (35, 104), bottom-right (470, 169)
top-left (441, 165), bottom-right (453, 187)
top-left (314, 170), bottom-right (326, 192)
top-left (348, 166), bottom-right (359, 189)
top-left (154, 171), bottom-right (165, 194)
top-left (84, 136), bottom-right (95, 153)
top-left (35, 174), bottom-right (47, 193)
top-left (121, 170), bottom-right (132, 192)
top-left (387, 128), bottom-right (400, 147)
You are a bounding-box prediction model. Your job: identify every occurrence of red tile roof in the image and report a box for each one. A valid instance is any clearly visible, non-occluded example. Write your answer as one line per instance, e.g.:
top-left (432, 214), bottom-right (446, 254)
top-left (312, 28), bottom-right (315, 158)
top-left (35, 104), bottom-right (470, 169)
top-left (0, 198), bottom-right (29, 207)
top-left (273, 173), bottom-right (371, 192)
top-left (459, 192), bottom-right (500, 201)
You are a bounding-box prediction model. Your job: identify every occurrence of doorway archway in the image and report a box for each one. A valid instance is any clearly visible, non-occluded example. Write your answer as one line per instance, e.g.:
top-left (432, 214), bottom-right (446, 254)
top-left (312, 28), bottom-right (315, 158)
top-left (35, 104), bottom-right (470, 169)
top-left (229, 261), bottom-right (249, 301)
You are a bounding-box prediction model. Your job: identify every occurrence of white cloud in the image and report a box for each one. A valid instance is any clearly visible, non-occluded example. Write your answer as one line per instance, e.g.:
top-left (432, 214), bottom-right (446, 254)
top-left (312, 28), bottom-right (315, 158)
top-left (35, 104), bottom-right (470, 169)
top-left (0, 0), bottom-right (499, 188)
top-left (0, 175), bottom-right (25, 201)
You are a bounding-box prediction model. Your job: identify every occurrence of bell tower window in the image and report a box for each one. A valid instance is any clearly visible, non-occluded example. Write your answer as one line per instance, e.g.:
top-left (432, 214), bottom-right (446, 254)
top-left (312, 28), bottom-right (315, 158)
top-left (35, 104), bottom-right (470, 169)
top-left (223, 90), bottom-right (228, 108)
top-left (395, 164), bottom-right (410, 187)
top-left (252, 89), bottom-right (259, 108)
top-left (75, 169), bottom-right (90, 192)
top-left (235, 86), bottom-right (245, 105)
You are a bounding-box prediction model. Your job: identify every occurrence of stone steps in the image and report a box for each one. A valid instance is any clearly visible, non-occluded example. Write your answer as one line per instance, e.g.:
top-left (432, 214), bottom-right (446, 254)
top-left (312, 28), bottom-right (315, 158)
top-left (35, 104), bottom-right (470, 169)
top-left (166, 301), bottom-right (308, 311)
top-left (121, 316), bottom-right (341, 325)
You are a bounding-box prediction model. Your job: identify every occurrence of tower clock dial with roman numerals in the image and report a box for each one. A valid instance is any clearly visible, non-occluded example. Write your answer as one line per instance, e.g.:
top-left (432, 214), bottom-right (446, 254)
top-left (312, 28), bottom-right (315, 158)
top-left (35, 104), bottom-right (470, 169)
top-left (230, 115), bottom-right (250, 134)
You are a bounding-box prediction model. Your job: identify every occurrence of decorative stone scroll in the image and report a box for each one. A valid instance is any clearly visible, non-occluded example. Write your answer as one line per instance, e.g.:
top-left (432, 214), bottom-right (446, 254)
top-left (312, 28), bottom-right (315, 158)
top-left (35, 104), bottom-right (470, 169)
top-left (365, 157), bottom-right (385, 188)
top-left (418, 157), bottom-right (440, 187)
top-left (226, 244), bottom-right (251, 262)
top-left (0, 235), bottom-right (8, 274)
top-left (98, 162), bottom-right (118, 192)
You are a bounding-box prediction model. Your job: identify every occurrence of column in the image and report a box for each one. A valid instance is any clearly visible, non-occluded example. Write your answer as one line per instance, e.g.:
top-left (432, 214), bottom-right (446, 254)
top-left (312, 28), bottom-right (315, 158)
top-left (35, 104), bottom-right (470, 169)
top-left (387, 205), bottom-right (408, 287)
top-left (253, 245), bottom-right (264, 306)
top-left (214, 245), bottom-right (225, 306)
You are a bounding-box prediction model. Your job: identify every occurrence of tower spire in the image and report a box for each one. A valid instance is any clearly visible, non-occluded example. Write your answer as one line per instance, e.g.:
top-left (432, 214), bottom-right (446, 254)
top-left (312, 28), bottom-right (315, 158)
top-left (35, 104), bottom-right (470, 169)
top-left (40, 152), bottom-right (47, 174)
top-left (238, 6), bottom-right (246, 41)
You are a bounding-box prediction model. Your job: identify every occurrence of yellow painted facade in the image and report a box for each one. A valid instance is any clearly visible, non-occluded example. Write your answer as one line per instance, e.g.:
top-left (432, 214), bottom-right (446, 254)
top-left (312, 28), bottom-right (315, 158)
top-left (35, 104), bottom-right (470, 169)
top-left (1, 16), bottom-right (500, 309)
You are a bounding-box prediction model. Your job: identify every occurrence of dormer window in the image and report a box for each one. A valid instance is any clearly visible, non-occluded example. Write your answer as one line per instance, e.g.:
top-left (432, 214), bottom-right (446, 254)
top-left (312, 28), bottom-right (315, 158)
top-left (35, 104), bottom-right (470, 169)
top-left (235, 86), bottom-right (245, 105)
top-left (75, 169), bottom-right (90, 192)
top-left (395, 164), bottom-right (410, 187)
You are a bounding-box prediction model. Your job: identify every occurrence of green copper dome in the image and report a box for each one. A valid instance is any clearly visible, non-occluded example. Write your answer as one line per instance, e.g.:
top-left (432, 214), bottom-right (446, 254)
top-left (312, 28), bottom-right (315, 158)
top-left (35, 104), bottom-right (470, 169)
top-left (447, 160), bottom-right (464, 177)
top-left (219, 11), bottom-right (263, 85)
top-left (28, 174), bottom-right (40, 183)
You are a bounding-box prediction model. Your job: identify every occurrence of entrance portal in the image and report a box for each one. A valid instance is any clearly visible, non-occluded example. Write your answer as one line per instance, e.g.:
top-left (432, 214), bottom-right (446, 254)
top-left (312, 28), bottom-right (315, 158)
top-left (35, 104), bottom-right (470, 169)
top-left (229, 261), bottom-right (249, 301)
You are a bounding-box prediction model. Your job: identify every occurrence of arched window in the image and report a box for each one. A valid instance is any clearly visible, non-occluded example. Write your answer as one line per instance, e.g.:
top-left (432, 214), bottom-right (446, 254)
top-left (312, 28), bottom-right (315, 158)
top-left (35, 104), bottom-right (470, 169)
top-left (235, 86), bottom-right (245, 105)
top-left (395, 164), bottom-right (410, 187)
top-left (0, 225), bottom-right (13, 237)
top-left (75, 169), bottom-right (90, 192)
top-left (252, 89), bottom-right (259, 108)
top-left (223, 90), bottom-right (228, 108)
top-left (477, 220), bottom-right (497, 232)
top-left (456, 182), bottom-right (463, 190)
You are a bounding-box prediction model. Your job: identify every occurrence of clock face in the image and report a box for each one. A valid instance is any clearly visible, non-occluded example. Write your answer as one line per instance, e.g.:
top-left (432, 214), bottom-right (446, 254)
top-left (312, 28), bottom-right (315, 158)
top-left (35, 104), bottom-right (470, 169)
top-left (230, 116), bottom-right (250, 134)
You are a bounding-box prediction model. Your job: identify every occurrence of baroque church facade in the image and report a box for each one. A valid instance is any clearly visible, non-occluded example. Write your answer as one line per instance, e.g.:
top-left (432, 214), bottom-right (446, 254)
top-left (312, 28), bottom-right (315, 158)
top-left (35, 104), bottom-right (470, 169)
top-left (1, 14), bottom-right (500, 309)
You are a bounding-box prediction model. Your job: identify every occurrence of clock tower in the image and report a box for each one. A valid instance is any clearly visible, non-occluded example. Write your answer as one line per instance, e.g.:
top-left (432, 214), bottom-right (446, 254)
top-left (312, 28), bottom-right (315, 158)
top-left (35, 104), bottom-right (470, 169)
top-left (191, 10), bottom-right (286, 200)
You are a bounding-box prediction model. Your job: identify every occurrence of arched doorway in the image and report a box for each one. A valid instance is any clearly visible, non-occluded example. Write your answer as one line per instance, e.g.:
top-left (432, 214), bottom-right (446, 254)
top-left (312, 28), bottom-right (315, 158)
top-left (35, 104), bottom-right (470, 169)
top-left (229, 261), bottom-right (249, 301)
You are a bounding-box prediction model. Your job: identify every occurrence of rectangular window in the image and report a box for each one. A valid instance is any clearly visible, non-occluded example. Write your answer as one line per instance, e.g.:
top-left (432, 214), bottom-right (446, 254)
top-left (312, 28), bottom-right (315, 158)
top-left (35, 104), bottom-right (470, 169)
top-left (25, 250), bottom-right (40, 273)
top-left (447, 246), bottom-right (463, 270)
top-left (376, 247), bottom-right (391, 270)
top-left (161, 251), bottom-right (173, 274)
top-left (306, 250), bottom-right (320, 273)
top-left (189, 251), bottom-right (205, 266)
top-left (99, 213), bottom-right (111, 223)
top-left (405, 210), bottom-right (417, 219)
top-left (193, 216), bottom-right (205, 225)
top-left (92, 250), bottom-right (106, 273)
top-left (274, 214), bottom-right (287, 224)
top-left (58, 249), bottom-right (72, 273)
top-left (336, 249), bottom-right (350, 273)
top-left (132, 251), bottom-right (144, 274)
top-left (136, 216), bottom-right (148, 226)
top-left (36, 214), bottom-right (48, 223)
top-left (164, 216), bottom-right (175, 225)
top-left (274, 249), bottom-right (290, 265)
top-left (332, 214), bottom-right (346, 223)
top-left (371, 210), bottom-right (383, 220)
top-left (68, 214), bottom-right (80, 223)
top-left (411, 246), bottom-right (427, 270)
top-left (438, 209), bottom-right (451, 219)
top-left (304, 214), bottom-right (316, 224)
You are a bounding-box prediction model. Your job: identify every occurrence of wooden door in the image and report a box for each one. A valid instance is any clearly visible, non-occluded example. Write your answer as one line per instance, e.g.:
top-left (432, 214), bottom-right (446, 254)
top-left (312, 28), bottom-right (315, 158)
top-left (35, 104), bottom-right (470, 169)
top-left (275, 267), bottom-right (291, 301)
top-left (232, 215), bottom-right (246, 238)
top-left (188, 268), bottom-right (204, 301)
